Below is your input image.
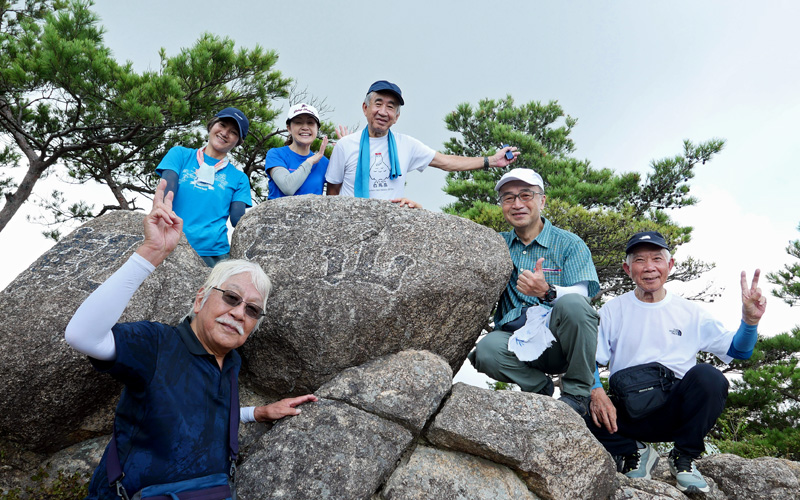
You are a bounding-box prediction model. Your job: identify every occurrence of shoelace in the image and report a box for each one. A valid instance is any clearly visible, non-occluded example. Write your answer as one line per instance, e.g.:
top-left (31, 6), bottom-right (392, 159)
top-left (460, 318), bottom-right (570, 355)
top-left (622, 449), bottom-right (642, 473)
top-left (671, 451), bottom-right (694, 473)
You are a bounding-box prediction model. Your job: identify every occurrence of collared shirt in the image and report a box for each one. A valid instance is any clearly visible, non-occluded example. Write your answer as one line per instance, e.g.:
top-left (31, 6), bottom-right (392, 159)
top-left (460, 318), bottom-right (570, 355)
top-left (495, 217), bottom-right (600, 328)
top-left (87, 319), bottom-right (239, 499)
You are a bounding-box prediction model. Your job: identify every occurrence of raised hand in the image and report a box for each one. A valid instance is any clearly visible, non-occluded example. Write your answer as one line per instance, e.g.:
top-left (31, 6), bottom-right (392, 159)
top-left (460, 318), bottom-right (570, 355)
top-left (741, 269), bottom-right (767, 325)
top-left (335, 125), bottom-right (350, 139)
top-left (136, 179), bottom-right (183, 267)
top-left (311, 136), bottom-right (329, 164)
top-left (491, 145), bottom-right (520, 168)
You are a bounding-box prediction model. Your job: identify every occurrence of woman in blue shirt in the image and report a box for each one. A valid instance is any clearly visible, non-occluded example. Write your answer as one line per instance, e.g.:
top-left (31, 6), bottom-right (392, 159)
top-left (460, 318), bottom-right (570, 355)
top-left (156, 107), bottom-right (252, 267)
top-left (265, 103), bottom-right (329, 198)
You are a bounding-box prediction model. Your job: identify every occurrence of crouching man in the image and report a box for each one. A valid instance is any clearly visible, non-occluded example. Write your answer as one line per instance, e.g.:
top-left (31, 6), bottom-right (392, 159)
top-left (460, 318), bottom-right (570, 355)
top-left (468, 168), bottom-right (601, 415)
top-left (587, 231), bottom-right (765, 494)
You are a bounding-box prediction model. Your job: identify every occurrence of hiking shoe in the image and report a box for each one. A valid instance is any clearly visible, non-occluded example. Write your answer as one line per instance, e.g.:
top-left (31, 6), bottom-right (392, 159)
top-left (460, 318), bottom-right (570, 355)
top-left (668, 448), bottom-right (710, 493)
top-left (621, 442), bottom-right (659, 480)
top-left (558, 393), bottom-right (590, 416)
top-left (536, 377), bottom-right (555, 397)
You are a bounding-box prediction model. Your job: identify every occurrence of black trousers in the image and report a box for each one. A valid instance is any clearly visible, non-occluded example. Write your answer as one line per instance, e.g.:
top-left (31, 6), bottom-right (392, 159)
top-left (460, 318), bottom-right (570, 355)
top-left (584, 363), bottom-right (729, 458)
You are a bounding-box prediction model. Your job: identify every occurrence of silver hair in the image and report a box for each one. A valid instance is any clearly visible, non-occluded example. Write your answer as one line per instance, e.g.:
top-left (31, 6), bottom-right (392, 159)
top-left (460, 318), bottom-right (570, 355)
top-left (625, 247), bottom-right (672, 267)
top-left (186, 259), bottom-right (272, 330)
top-left (364, 91), bottom-right (402, 117)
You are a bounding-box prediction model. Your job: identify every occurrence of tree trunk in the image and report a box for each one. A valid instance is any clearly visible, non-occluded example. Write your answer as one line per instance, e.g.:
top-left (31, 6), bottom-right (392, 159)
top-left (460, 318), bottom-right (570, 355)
top-left (0, 159), bottom-right (48, 233)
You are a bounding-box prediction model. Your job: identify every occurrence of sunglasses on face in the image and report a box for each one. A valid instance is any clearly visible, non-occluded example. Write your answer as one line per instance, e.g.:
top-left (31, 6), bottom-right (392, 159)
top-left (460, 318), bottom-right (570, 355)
top-left (211, 287), bottom-right (265, 320)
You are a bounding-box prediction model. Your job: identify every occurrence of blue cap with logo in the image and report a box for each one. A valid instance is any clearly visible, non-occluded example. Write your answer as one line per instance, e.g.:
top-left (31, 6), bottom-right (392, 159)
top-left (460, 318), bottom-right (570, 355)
top-left (625, 231), bottom-right (670, 254)
top-left (215, 107), bottom-right (249, 141)
top-left (367, 80), bottom-right (404, 105)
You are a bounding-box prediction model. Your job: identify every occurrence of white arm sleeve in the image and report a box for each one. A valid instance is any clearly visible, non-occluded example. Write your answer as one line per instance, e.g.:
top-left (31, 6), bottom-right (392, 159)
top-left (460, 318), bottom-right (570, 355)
top-left (268, 161), bottom-right (314, 196)
top-left (551, 281), bottom-right (589, 303)
top-left (240, 406), bottom-right (256, 423)
top-left (64, 253), bottom-right (155, 360)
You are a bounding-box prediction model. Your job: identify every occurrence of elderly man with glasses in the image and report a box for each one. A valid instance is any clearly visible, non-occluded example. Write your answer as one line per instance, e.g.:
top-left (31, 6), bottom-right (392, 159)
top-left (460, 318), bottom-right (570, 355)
top-left (65, 179), bottom-right (316, 500)
top-left (468, 168), bottom-right (601, 416)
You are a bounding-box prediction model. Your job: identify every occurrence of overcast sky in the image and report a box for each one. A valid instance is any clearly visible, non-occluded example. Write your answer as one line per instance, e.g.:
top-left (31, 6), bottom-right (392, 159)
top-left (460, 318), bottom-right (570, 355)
top-left (1, 1), bottom-right (797, 386)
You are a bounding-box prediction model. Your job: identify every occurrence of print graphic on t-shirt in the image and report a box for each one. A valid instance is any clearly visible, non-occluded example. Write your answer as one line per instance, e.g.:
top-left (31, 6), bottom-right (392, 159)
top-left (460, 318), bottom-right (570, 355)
top-left (370, 152), bottom-right (391, 192)
top-left (669, 328), bottom-right (683, 337)
top-left (185, 167), bottom-right (229, 191)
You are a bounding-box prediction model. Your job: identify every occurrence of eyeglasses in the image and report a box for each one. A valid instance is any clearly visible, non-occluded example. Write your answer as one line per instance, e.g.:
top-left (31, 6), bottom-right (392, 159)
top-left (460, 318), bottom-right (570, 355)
top-left (211, 287), bottom-right (265, 319)
top-left (499, 190), bottom-right (543, 206)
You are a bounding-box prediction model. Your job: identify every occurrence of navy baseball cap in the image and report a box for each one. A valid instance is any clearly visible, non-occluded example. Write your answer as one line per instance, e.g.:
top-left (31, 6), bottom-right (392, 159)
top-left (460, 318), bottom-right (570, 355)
top-left (367, 80), bottom-right (404, 105)
top-left (625, 231), bottom-right (671, 254)
top-left (215, 107), bottom-right (249, 141)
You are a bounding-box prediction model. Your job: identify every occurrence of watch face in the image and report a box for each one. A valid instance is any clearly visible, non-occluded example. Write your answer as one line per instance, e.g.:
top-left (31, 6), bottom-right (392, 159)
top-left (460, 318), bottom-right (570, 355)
top-left (544, 286), bottom-right (557, 302)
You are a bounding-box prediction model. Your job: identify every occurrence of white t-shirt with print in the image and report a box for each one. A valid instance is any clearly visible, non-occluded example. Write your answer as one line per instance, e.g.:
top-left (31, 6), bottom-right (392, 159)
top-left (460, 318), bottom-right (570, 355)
top-left (325, 131), bottom-right (436, 199)
top-left (597, 290), bottom-right (735, 379)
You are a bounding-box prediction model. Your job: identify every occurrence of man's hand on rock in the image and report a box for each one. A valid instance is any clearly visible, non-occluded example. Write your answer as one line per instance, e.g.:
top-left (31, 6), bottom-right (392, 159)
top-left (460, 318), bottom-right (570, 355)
top-left (253, 394), bottom-right (319, 422)
top-left (590, 387), bottom-right (618, 434)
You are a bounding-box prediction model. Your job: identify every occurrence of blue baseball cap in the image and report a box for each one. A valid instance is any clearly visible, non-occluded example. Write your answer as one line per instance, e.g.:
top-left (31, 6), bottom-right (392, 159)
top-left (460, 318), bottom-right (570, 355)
top-left (625, 231), bottom-right (671, 254)
top-left (367, 80), bottom-right (404, 105)
top-left (215, 107), bottom-right (249, 141)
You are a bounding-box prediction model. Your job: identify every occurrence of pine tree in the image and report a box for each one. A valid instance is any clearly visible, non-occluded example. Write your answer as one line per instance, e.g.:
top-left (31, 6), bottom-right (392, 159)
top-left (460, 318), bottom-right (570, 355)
top-left (767, 222), bottom-right (800, 307)
top-left (714, 223), bottom-right (800, 459)
top-left (441, 95), bottom-right (724, 299)
top-left (1, 1), bottom-right (321, 238)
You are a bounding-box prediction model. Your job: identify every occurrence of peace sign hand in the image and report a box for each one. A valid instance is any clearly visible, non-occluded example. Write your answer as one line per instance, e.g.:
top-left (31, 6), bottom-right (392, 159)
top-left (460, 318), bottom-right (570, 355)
top-left (136, 179), bottom-right (183, 267)
top-left (741, 269), bottom-right (767, 325)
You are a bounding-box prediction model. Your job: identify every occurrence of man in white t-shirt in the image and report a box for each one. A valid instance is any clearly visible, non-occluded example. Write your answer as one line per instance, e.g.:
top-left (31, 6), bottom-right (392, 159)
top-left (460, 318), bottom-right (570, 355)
top-left (325, 80), bottom-right (519, 207)
top-left (586, 231), bottom-right (766, 494)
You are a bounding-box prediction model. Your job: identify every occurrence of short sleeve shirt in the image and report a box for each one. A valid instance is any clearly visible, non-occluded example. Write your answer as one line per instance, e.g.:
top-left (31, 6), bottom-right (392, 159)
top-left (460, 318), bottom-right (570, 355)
top-left (156, 146), bottom-right (252, 256)
top-left (494, 217), bottom-right (600, 328)
top-left (86, 319), bottom-right (239, 499)
top-left (324, 131), bottom-right (436, 199)
top-left (265, 145), bottom-right (329, 198)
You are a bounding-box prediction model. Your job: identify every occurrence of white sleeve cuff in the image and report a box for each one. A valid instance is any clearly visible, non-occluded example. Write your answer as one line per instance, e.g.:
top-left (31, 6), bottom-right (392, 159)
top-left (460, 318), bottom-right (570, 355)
top-left (240, 406), bottom-right (256, 423)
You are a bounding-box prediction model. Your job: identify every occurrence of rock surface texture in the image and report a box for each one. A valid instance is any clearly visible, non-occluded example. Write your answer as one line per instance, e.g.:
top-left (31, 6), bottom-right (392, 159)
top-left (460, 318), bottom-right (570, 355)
top-left (0, 211), bottom-right (204, 452)
top-left (2, 200), bottom-right (798, 500)
top-left (427, 382), bottom-right (617, 500)
top-left (230, 195), bottom-right (512, 397)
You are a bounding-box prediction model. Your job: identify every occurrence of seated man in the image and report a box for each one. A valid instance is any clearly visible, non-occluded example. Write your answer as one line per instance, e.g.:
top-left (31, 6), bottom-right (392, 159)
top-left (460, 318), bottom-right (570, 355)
top-left (468, 168), bottom-right (601, 415)
top-left (587, 231), bottom-right (765, 494)
top-left (65, 179), bottom-right (316, 499)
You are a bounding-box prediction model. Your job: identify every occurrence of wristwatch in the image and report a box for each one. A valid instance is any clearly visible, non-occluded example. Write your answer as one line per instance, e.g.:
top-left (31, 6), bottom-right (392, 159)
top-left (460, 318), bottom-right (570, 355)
top-left (543, 284), bottom-right (557, 303)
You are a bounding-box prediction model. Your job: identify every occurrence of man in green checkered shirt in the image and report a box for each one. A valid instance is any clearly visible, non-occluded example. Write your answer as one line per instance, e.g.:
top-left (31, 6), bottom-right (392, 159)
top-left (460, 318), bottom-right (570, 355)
top-left (468, 168), bottom-right (600, 415)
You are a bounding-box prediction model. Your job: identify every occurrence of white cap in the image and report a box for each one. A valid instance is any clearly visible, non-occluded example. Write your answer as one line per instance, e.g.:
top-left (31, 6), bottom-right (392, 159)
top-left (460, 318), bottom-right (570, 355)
top-left (494, 168), bottom-right (545, 192)
top-left (286, 103), bottom-right (320, 125)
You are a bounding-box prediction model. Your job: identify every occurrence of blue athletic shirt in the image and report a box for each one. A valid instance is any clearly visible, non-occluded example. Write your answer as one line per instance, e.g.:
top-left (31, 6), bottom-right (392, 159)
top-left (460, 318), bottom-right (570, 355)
top-left (265, 145), bottom-right (329, 199)
top-left (86, 319), bottom-right (239, 499)
top-left (156, 146), bottom-right (252, 256)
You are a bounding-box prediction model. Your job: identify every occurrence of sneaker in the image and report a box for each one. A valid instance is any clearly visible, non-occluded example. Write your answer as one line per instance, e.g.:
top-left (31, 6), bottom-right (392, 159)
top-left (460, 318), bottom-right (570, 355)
top-left (621, 442), bottom-right (659, 480)
top-left (536, 377), bottom-right (555, 397)
top-left (668, 448), bottom-right (710, 493)
top-left (558, 393), bottom-right (590, 416)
